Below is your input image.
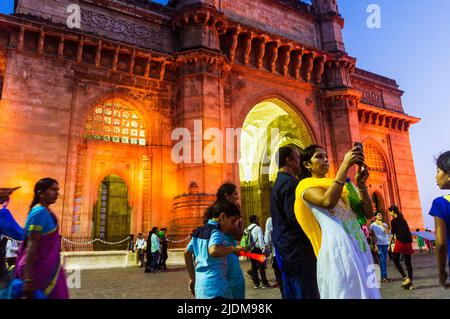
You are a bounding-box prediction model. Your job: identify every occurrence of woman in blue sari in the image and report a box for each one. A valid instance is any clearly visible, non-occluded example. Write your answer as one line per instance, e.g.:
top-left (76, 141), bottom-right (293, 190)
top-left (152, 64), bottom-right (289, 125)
top-left (15, 178), bottom-right (69, 299)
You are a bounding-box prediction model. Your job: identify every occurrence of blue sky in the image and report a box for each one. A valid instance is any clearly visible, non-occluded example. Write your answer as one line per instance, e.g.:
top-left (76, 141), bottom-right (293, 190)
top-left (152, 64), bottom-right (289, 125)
top-left (338, 0), bottom-right (450, 229)
top-left (1, 1), bottom-right (448, 229)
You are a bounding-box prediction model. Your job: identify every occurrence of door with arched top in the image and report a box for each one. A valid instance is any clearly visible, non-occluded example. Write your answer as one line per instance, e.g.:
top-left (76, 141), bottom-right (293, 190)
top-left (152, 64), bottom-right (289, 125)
top-left (92, 174), bottom-right (131, 250)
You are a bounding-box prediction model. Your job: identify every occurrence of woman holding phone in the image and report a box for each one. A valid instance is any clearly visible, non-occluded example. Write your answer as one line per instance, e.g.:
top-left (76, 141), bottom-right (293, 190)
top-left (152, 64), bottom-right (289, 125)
top-left (294, 144), bottom-right (381, 299)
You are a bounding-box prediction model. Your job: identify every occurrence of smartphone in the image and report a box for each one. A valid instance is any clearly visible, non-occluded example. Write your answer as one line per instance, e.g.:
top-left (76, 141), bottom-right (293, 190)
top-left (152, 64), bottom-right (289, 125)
top-left (354, 142), bottom-right (363, 152)
top-left (354, 142), bottom-right (364, 166)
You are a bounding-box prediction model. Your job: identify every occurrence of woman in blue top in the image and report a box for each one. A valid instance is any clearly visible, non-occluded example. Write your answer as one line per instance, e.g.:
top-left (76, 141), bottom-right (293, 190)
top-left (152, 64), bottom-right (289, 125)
top-left (429, 151), bottom-right (450, 288)
top-left (185, 200), bottom-right (245, 299)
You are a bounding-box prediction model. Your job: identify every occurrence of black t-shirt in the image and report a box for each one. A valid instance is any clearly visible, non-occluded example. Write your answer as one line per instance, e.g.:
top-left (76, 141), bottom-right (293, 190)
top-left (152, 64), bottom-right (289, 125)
top-left (270, 172), bottom-right (316, 276)
top-left (391, 217), bottom-right (413, 243)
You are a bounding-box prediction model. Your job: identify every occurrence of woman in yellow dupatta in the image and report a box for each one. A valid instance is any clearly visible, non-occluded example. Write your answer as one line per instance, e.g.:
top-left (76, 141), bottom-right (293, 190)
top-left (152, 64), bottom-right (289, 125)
top-left (294, 145), bottom-right (381, 299)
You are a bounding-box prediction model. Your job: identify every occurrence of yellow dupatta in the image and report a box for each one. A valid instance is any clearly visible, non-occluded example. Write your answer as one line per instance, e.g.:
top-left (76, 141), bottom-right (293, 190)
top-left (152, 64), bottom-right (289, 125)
top-left (294, 177), bottom-right (349, 257)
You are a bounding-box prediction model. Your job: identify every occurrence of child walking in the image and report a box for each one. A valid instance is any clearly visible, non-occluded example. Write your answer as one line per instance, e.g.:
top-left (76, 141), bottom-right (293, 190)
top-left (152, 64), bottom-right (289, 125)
top-left (429, 151), bottom-right (450, 288)
top-left (184, 201), bottom-right (245, 299)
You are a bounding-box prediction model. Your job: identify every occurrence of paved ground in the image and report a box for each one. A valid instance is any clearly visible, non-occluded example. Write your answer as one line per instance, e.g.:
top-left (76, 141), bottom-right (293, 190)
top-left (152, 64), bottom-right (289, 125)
top-left (69, 252), bottom-right (449, 299)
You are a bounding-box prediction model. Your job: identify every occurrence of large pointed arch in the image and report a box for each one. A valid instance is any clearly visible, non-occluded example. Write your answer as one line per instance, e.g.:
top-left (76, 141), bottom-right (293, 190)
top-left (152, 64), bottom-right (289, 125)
top-left (238, 97), bottom-right (316, 227)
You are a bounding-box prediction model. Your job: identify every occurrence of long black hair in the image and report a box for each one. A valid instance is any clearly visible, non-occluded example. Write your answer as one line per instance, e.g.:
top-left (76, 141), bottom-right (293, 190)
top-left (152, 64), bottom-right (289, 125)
top-left (298, 145), bottom-right (325, 181)
top-left (208, 201), bottom-right (241, 219)
top-left (203, 183), bottom-right (237, 223)
top-left (29, 178), bottom-right (58, 210)
top-left (388, 205), bottom-right (404, 220)
top-left (437, 151), bottom-right (450, 174)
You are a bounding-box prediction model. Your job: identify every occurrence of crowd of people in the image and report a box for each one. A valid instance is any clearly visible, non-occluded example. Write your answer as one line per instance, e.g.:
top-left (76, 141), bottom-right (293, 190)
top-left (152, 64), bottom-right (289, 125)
top-left (0, 149), bottom-right (449, 299)
top-left (131, 227), bottom-right (169, 273)
top-left (183, 147), bottom-right (450, 299)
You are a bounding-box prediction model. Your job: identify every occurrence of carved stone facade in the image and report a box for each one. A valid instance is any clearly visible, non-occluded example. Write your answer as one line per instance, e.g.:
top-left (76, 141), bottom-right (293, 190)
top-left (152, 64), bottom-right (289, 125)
top-left (0, 0), bottom-right (423, 244)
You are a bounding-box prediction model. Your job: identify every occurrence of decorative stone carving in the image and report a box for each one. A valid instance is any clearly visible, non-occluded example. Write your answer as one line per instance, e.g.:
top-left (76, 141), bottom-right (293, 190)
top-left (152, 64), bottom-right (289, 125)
top-left (229, 27), bottom-right (240, 63)
top-left (269, 40), bottom-right (280, 73)
top-left (281, 44), bottom-right (293, 76)
top-left (293, 47), bottom-right (304, 80)
top-left (256, 35), bottom-right (268, 70)
top-left (81, 10), bottom-right (164, 49)
top-left (305, 52), bottom-right (316, 82)
top-left (243, 32), bottom-right (254, 66)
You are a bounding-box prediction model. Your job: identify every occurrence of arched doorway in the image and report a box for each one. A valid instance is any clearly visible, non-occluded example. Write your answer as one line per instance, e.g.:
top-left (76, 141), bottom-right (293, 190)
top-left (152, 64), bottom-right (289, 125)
top-left (239, 98), bottom-right (314, 228)
top-left (92, 174), bottom-right (131, 250)
top-left (372, 192), bottom-right (388, 224)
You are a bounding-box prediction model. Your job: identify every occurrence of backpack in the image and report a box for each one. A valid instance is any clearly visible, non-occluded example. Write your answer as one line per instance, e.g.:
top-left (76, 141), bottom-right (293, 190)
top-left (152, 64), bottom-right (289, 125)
top-left (240, 224), bottom-right (256, 250)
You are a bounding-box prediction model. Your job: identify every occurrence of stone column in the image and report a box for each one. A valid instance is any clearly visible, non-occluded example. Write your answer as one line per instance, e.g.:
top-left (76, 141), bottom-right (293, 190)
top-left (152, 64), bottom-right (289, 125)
top-left (171, 4), bottom-right (231, 239)
top-left (325, 88), bottom-right (362, 170)
top-left (95, 40), bottom-right (102, 68)
top-left (58, 35), bottom-right (65, 59)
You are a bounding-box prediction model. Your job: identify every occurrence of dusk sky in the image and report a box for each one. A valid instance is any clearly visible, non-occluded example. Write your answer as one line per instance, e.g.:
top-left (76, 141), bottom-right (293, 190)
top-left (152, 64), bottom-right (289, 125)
top-left (1, 0), bottom-right (448, 229)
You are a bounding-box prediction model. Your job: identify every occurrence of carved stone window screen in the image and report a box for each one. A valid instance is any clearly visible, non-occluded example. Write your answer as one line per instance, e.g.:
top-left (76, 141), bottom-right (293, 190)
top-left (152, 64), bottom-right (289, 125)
top-left (364, 143), bottom-right (387, 173)
top-left (84, 101), bottom-right (146, 146)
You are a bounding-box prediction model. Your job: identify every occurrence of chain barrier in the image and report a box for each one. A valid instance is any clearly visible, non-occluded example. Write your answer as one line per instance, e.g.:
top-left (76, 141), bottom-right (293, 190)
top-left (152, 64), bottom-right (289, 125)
top-left (63, 235), bottom-right (191, 245)
top-left (166, 236), bottom-right (191, 244)
top-left (62, 236), bottom-right (131, 245)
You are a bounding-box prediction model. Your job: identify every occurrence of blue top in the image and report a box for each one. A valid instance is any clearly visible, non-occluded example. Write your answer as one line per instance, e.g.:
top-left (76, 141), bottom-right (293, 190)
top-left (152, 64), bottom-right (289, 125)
top-left (429, 195), bottom-right (450, 256)
top-left (150, 233), bottom-right (160, 253)
top-left (24, 206), bottom-right (57, 236)
top-left (186, 219), bottom-right (230, 299)
top-left (0, 207), bottom-right (25, 241)
top-left (224, 234), bottom-right (245, 299)
top-left (270, 172), bottom-right (316, 275)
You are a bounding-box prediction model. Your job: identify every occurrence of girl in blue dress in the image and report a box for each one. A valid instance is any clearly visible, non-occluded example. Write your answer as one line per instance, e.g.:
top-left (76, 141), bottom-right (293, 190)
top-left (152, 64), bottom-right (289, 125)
top-left (429, 151), bottom-right (450, 288)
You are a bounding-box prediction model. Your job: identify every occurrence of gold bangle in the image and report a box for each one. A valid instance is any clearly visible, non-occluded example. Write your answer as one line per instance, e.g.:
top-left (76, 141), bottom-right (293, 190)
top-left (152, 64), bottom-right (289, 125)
top-left (333, 180), bottom-right (345, 186)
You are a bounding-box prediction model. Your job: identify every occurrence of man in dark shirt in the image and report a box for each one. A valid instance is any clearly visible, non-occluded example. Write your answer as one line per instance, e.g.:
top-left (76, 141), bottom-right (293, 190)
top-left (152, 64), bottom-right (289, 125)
top-left (270, 146), bottom-right (319, 299)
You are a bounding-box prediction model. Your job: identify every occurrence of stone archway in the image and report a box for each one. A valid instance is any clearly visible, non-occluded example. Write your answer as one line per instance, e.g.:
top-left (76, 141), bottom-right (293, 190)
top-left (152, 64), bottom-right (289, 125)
top-left (238, 98), bottom-right (315, 228)
top-left (71, 99), bottom-right (149, 237)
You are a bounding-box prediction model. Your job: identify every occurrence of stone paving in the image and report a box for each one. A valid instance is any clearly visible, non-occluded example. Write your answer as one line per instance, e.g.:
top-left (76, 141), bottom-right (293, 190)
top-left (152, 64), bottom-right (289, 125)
top-left (69, 252), bottom-right (449, 299)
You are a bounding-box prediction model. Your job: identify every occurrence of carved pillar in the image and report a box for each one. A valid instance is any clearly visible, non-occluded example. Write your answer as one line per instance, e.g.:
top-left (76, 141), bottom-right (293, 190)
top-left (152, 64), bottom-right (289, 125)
top-left (77, 37), bottom-right (84, 63)
top-left (129, 48), bottom-right (136, 74)
top-left (71, 143), bottom-right (88, 234)
top-left (144, 55), bottom-right (152, 78)
top-left (270, 40), bottom-right (280, 73)
top-left (95, 40), bottom-right (102, 67)
top-left (243, 32), bottom-right (254, 66)
top-left (293, 47), bottom-right (304, 80)
top-left (112, 45), bottom-right (119, 71)
top-left (305, 52), bottom-right (316, 82)
top-left (18, 26), bottom-right (25, 50)
top-left (256, 35), bottom-right (268, 70)
top-left (37, 30), bottom-right (45, 55)
top-left (58, 35), bottom-right (65, 59)
top-left (315, 54), bottom-right (327, 84)
top-left (282, 44), bottom-right (292, 76)
top-left (159, 59), bottom-right (167, 81)
top-left (229, 27), bottom-right (240, 63)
